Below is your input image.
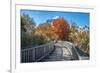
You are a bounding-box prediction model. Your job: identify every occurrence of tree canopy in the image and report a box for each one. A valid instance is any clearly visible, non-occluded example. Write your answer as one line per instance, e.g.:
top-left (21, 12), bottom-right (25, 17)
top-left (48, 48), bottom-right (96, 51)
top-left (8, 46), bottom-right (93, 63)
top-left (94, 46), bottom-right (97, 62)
top-left (52, 18), bottom-right (69, 40)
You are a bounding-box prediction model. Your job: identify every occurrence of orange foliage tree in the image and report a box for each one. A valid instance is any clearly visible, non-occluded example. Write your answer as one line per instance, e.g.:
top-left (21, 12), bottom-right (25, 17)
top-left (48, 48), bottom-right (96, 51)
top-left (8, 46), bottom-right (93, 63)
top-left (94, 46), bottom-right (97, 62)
top-left (52, 18), bottom-right (69, 40)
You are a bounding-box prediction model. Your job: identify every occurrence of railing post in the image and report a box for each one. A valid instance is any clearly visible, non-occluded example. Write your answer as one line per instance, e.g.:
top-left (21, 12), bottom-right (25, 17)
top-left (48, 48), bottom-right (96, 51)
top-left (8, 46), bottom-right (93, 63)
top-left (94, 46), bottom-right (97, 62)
top-left (33, 48), bottom-right (35, 62)
top-left (21, 42), bottom-right (55, 62)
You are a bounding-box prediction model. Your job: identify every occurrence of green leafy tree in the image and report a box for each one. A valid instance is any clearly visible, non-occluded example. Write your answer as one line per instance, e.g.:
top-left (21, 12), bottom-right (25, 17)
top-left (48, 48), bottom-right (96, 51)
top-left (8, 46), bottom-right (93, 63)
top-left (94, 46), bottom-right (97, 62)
top-left (21, 14), bottom-right (36, 48)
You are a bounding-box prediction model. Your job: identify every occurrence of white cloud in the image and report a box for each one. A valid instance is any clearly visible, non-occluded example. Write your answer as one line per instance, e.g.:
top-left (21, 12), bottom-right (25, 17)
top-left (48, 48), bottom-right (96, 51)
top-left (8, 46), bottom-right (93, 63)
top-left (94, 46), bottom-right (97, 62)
top-left (79, 26), bottom-right (83, 29)
top-left (52, 16), bottom-right (60, 19)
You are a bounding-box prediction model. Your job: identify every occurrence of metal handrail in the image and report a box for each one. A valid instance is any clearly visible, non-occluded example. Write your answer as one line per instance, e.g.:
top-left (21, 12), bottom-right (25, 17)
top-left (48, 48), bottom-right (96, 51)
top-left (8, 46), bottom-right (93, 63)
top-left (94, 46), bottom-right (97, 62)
top-left (21, 42), bottom-right (55, 62)
top-left (21, 42), bottom-right (54, 51)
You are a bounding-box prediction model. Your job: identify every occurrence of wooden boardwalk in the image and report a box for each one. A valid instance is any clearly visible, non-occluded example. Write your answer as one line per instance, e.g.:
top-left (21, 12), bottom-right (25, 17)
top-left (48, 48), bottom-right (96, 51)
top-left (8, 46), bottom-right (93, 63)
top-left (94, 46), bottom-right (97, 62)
top-left (40, 42), bottom-right (75, 62)
top-left (21, 41), bottom-right (89, 63)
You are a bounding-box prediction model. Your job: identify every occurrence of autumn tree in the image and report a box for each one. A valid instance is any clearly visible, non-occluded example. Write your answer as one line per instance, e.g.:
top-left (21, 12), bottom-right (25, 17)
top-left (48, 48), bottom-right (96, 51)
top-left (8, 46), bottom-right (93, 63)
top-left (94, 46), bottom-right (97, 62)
top-left (68, 21), bottom-right (89, 55)
top-left (35, 22), bottom-right (51, 41)
top-left (79, 26), bottom-right (89, 55)
top-left (52, 17), bottom-right (69, 40)
top-left (35, 22), bottom-right (57, 42)
top-left (68, 21), bottom-right (79, 43)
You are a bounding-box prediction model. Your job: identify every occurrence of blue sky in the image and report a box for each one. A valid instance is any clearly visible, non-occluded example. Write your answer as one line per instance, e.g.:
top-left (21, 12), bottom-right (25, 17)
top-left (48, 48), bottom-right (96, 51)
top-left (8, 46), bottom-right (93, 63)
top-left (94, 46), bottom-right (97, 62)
top-left (21, 9), bottom-right (90, 28)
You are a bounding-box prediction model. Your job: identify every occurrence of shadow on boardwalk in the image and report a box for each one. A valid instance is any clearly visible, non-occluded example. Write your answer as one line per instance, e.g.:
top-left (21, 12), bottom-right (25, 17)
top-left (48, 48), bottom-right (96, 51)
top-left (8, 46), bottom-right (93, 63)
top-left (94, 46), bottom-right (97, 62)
top-left (40, 42), bottom-right (75, 62)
